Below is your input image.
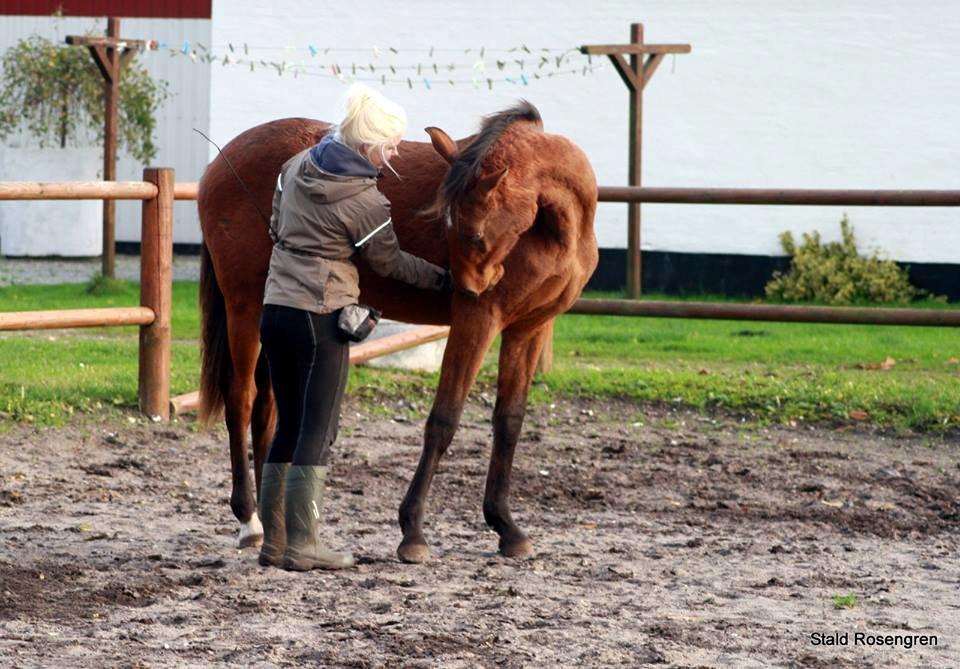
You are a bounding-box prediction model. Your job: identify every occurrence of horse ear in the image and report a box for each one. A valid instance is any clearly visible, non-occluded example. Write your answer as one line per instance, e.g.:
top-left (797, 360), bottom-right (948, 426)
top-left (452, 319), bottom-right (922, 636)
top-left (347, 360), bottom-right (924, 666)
top-left (477, 167), bottom-right (509, 197)
top-left (425, 126), bottom-right (459, 165)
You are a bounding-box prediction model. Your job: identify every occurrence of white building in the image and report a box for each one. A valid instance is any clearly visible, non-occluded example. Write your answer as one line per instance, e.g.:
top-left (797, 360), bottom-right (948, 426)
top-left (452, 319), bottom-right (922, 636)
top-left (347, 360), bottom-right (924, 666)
top-left (2, 1), bottom-right (958, 294)
top-left (0, 2), bottom-right (210, 256)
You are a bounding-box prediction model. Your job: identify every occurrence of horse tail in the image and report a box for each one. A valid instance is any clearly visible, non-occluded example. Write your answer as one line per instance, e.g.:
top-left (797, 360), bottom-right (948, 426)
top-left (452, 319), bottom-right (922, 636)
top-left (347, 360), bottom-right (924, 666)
top-left (199, 241), bottom-right (228, 427)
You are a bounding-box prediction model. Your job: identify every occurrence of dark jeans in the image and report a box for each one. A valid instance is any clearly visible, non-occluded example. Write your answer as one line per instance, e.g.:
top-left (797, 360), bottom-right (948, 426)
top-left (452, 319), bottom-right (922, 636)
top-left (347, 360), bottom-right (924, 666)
top-left (259, 304), bottom-right (349, 466)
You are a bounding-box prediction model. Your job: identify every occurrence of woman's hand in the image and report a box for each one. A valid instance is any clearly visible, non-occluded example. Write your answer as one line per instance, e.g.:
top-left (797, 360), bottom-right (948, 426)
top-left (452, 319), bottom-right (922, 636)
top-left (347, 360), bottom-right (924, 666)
top-left (437, 270), bottom-right (455, 293)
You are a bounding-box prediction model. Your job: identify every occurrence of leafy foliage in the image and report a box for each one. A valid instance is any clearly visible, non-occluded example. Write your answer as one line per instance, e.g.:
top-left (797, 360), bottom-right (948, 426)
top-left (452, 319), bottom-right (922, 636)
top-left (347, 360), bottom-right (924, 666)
top-left (765, 215), bottom-right (924, 305)
top-left (0, 34), bottom-right (170, 163)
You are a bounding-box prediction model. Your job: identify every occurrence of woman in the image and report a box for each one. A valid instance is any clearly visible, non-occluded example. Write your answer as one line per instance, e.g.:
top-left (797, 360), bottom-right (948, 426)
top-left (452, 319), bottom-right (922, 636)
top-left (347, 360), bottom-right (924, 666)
top-left (257, 84), bottom-right (449, 571)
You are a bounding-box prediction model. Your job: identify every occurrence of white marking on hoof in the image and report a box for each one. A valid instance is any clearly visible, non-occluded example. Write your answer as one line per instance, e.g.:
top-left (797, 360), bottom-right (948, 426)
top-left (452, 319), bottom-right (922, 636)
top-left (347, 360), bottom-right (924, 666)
top-left (238, 512), bottom-right (264, 548)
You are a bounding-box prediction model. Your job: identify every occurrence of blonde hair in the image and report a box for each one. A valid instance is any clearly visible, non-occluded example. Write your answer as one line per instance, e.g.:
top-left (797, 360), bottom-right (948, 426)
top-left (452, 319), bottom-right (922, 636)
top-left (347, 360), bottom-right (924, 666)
top-left (337, 83), bottom-right (406, 154)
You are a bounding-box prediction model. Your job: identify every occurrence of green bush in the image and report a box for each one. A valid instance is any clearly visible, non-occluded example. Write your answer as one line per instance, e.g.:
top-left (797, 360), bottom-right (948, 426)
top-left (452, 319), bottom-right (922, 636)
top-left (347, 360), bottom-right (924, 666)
top-left (765, 215), bottom-right (926, 305)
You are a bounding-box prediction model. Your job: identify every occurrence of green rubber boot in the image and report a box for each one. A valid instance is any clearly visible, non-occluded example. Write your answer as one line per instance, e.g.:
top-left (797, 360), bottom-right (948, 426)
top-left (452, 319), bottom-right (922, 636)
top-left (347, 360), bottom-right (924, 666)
top-left (257, 462), bottom-right (290, 567)
top-left (281, 465), bottom-right (354, 571)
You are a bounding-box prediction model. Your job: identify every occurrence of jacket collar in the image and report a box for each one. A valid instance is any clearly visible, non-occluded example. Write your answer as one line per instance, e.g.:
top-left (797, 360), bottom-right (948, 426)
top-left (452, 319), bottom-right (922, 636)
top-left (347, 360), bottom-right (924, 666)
top-left (308, 132), bottom-right (378, 178)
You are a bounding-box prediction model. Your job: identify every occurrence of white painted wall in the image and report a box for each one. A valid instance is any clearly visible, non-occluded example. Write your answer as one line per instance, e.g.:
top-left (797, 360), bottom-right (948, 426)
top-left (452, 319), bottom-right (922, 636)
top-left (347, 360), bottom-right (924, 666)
top-left (209, 0), bottom-right (960, 262)
top-left (0, 147), bottom-right (101, 255)
top-left (0, 15), bottom-right (210, 250)
top-left (3, 3), bottom-right (958, 261)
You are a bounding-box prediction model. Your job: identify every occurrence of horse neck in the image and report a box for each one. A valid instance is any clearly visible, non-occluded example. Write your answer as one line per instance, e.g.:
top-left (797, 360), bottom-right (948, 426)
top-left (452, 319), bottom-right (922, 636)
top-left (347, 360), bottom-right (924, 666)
top-left (523, 133), bottom-right (598, 247)
top-left (382, 148), bottom-right (452, 266)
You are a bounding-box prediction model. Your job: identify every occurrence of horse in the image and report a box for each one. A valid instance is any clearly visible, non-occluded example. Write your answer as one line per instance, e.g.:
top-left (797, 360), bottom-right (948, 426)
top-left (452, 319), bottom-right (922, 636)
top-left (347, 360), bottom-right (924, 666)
top-left (197, 101), bottom-right (598, 562)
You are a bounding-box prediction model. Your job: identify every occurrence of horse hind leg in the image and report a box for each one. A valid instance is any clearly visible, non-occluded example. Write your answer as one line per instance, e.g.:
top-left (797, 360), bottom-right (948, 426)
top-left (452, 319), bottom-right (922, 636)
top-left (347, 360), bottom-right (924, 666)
top-left (251, 350), bottom-right (276, 495)
top-left (397, 320), bottom-right (499, 564)
top-left (225, 304), bottom-right (264, 549)
top-left (483, 320), bottom-right (553, 558)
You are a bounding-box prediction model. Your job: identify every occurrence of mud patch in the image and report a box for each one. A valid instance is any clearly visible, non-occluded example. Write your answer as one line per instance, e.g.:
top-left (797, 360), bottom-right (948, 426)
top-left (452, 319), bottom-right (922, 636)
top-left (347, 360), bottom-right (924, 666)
top-left (0, 397), bottom-right (957, 667)
top-left (0, 562), bottom-right (172, 622)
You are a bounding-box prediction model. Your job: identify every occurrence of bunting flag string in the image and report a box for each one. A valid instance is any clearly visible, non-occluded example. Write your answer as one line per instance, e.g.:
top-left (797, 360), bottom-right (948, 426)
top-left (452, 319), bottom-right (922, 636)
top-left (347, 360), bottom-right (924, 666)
top-left (142, 40), bottom-right (611, 89)
top-left (209, 43), bottom-right (563, 54)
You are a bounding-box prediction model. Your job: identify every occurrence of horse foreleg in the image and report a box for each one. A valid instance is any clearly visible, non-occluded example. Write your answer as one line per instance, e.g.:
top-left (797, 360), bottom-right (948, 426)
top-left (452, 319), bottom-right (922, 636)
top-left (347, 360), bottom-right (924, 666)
top-left (397, 320), bottom-right (498, 564)
top-left (251, 350), bottom-right (276, 498)
top-left (483, 320), bottom-right (553, 558)
top-left (225, 305), bottom-right (263, 549)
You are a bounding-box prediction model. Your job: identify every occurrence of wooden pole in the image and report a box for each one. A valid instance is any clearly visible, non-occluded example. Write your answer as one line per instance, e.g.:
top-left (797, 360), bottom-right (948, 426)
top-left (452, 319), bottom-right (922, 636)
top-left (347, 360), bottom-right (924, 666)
top-left (102, 17), bottom-right (121, 279)
top-left (597, 186), bottom-right (960, 206)
top-left (349, 325), bottom-right (450, 365)
top-left (173, 181), bottom-right (199, 200)
top-left (139, 167), bottom-right (174, 420)
top-left (0, 181), bottom-right (157, 200)
top-left (0, 307), bottom-right (154, 331)
top-left (568, 298), bottom-right (960, 327)
top-left (581, 27), bottom-right (689, 298)
top-left (68, 18), bottom-right (149, 277)
top-left (169, 325), bottom-right (453, 415)
top-left (627, 23), bottom-right (644, 299)
top-left (563, 22), bottom-right (696, 372)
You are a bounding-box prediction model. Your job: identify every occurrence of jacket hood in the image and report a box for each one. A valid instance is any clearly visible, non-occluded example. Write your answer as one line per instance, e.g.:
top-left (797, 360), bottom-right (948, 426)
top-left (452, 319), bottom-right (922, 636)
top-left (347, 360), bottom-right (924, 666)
top-left (309, 133), bottom-right (378, 178)
top-left (289, 134), bottom-right (380, 204)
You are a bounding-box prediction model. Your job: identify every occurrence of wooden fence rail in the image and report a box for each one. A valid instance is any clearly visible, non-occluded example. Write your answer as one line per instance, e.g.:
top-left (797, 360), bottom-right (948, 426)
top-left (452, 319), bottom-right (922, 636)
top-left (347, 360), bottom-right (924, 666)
top-left (0, 181), bottom-right (159, 200)
top-left (169, 325), bottom-right (451, 416)
top-left (529, 185), bottom-right (960, 371)
top-left (567, 299), bottom-right (960, 327)
top-left (597, 186), bottom-right (960, 207)
top-left (136, 182), bottom-right (960, 372)
top-left (0, 307), bottom-right (154, 330)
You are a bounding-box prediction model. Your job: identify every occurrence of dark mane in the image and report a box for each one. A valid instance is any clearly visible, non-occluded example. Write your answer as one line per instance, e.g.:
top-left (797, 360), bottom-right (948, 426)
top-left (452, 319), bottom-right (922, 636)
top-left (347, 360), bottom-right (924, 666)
top-left (427, 101), bottom-right (542, 218)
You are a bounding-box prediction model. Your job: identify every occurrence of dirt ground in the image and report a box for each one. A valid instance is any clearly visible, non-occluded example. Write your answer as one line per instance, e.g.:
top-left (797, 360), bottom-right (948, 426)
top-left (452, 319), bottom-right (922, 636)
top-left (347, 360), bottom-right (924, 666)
top-left (0, 396), bottom-right (957, 668)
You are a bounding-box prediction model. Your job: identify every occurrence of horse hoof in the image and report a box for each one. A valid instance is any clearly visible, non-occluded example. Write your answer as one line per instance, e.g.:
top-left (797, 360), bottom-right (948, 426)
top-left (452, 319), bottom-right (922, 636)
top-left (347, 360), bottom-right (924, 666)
top-left (239, 533), bottom-right (263, 549)
top-left (499, 536), bottom-right (535, 559)
top-left (397, 541), bottom-right (430, 564)
top-left (238, 512), bottom-right (264, 549)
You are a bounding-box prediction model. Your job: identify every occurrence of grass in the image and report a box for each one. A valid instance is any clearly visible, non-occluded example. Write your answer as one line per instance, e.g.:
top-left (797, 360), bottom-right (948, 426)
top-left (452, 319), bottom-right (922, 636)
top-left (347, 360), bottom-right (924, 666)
top-left (831, 594), bottom-right (858, 609)
top-left (1, 281), bottom-right (958, 430)
top-left (0, 277), bottom-right (201, 339)
top-left (84, 273), bottom-right (130, 298)
top-left (540, 296), bottom-right (960, 430)
top-left (0, 278), bottom-right (201, 427)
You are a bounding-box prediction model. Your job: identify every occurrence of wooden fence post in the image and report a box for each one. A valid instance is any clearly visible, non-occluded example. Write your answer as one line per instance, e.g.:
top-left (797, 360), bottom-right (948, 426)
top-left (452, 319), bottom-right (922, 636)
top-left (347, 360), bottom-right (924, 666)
top-left (580, 25), bottom-right (691, 298)
top-left (139, 167), bottom-right (174, 420)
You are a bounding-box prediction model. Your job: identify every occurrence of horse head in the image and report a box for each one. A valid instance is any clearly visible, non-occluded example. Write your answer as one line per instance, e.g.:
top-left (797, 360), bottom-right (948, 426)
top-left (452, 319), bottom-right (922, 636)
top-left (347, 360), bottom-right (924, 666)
top-left (424, 102), bottom-right (548, 297)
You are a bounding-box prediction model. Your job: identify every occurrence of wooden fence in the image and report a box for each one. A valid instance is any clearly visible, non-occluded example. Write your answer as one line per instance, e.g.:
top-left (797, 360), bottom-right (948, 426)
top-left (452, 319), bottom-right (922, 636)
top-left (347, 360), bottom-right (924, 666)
top-left (0, 174), bottom-right (448, 418)
top-left (0, 169), bottom-right (175, 419)
top-left (3, 179), bottom-right (957, 415)
top-left (534, 185), bottom-right (960, 372)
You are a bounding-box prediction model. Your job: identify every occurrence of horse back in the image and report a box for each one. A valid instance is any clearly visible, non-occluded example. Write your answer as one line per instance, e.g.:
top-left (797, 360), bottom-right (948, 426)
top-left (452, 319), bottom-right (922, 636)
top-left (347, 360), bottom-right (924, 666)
top-left (198, 117), bottom-right (453, 325)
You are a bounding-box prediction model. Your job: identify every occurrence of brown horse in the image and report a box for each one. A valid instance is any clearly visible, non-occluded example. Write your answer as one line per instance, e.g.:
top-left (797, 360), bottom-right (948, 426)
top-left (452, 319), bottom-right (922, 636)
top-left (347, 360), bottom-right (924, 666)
top-left (198, 101), bottom-right (598, 561)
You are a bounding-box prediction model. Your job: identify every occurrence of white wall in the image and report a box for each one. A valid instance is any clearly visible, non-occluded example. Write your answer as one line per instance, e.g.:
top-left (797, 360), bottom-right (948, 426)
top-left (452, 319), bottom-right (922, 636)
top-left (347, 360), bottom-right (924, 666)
top-left (4, 4), bottom-right (958, 260)
top-left (209, 0), bottom-right (960, 262)
top-left (0, 147), bottom-right (101, 256)
top-left (0, 15), bottom-right (210, 249)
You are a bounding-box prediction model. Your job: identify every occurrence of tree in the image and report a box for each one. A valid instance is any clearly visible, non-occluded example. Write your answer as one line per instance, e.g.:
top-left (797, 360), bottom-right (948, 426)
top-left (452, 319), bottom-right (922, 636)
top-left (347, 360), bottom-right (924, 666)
top-left (0, 34), bottom-right (170, 164)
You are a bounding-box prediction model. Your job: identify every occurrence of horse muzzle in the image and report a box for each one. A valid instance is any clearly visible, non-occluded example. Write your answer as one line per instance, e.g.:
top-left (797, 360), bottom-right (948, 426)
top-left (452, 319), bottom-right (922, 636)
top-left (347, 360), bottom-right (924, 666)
top-left (454, 264), bottom-right (504, 297)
